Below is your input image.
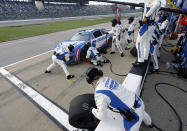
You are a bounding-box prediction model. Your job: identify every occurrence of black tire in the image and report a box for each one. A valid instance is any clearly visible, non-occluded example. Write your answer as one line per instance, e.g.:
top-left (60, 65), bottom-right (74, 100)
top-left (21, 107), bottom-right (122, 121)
top-left (130, 46), bottom-right (137, 57)
top-left (69, 94), bottom-right (100, 129)
top-left (108, 37), bottom-right (112, 47)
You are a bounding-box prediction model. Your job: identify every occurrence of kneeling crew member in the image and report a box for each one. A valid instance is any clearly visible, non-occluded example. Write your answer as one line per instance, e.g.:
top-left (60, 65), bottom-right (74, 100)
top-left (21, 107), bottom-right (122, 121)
top-left (86, 67), bottom-right (153, 131)
top-left (86, 41), bottom-right (109, 66)
top-left (45, 44), bottom-right (74, 80)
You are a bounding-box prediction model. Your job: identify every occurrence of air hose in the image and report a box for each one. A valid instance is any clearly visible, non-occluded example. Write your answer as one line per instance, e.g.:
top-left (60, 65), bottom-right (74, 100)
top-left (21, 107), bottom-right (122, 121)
top-left (103, 56), bottom-right (127, 76)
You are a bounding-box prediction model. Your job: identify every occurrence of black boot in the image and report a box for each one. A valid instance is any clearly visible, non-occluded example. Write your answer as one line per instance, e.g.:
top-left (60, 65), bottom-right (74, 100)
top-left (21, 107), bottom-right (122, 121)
top-left (121, 53), bottom-right (124, 57)
top-left (110, 51), bottom-right (115, 54)
top-left (67, 75), bottom-right (75, 79)
top-left (125, 47), bottom-right (131, 50)
top-left (103, 59), bottom-right (110, 63)
top-left (45, 70), bottom-right (51, 73)
top-left (133, 62), bottom-right (145, 66)
top-left (150, 69), bottom-right (159, 73)
top-left (97, 61), bottom-right (103, 67)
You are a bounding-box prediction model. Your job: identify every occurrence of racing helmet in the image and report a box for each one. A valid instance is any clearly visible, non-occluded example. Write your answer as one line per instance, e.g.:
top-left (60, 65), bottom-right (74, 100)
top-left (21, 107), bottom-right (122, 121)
top-left (111, 18), bottom-right (117, 27)
top-left (68, 45), bottom-right (74, 52)
top-left (128, 17), bottom-right (134, 24)
top-left (86, 67), bottom-right (103, 84)
top-left (91, 40), bottom-right (96, 48)
top-left (117, 20), bottom-right (121, 25)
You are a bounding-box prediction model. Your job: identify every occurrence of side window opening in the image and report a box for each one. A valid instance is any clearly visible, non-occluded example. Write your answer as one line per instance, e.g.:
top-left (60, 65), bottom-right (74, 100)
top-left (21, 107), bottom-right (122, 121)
top-left (93, 31), bottom-right (102, 38)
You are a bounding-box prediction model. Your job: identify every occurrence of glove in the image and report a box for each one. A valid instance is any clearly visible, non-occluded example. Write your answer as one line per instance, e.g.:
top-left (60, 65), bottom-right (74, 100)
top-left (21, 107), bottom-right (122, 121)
top-left (139, 20), bottom-right (143, 27)
top-left (152, 39), bottom-right (158, 45)
top-left (91, 108), bottom-right (99, 117)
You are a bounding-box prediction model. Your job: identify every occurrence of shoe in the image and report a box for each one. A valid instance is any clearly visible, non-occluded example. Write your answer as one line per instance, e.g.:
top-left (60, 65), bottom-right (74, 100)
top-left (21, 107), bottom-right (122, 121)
top-left (110, 51), bottom-right (115, 54)
top-left (148, 123), bottom-right (154, 128)
top-left (45, 70), bottom-right (51, 73)
top-left (133, 62), bottom-right (145, 66)
top-left (121, 53), bottom-right (124, 57)
top-left (150, 69), bottom-right (159, 73)
top-left (67, 75), bottom-right (75, 79)
top-left (103, 59), bottom-right (110, 63)
top-left (97, 62), bottom-right (103, 67)
top-left (125, 47), bottom-right (131, 50)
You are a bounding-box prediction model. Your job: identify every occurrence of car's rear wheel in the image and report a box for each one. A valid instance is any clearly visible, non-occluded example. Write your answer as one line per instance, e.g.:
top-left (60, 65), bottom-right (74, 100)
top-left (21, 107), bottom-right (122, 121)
top-left (69, 94), bottom-right (100, 130)
top-left (107, 37), bottom-right (113, 48)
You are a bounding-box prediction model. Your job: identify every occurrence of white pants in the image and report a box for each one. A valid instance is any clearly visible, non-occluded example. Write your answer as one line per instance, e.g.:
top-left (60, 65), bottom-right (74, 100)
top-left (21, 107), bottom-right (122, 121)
top-left (127, 100), bottom-right (152, 131)
top-left (150, 44), bottom-right (159, 69)
top-left (126, 32), bottom-right (134, 48)
top-left (112, 36), bottom-right (123, 54)
top-left (156, 43), bottom-right (160, 58)
top-left (46, 55), bottom-right (70, 76)
top-left (136, 25), bottom-right (155, 63)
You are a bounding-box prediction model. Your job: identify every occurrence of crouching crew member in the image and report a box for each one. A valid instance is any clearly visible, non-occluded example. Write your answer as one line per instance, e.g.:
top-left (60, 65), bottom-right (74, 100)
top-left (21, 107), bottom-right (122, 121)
top-left (86, 67), bottom-right (153, 131)
top-left (86, 41), bottom-right (109, 66)
top-left (45, 44), bottom-right (75, 80)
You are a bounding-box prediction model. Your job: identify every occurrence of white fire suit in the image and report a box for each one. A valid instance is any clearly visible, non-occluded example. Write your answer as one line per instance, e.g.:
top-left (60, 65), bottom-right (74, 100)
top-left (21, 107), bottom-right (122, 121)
top-left (150, 23), bottom-right (161, 70)
top-left (111, 24), bottom-right (124, 54)
top-left (136, 0), bottom-right (161, 63)
top-left (126, 21), bottom-right (136, 49)
top-left (46, 47), bottom-right (70, 76)
top-left (86, 46), bottom-right (104, 66)
top-left (159, 19), bottom-right (169, 47)
top-left (92, 77), bottom-right (152, 131)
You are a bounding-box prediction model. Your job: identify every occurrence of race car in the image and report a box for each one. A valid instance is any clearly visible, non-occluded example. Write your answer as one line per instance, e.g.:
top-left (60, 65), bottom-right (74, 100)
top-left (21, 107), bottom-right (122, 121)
top-left (54, 29), bottom-right (112, 64)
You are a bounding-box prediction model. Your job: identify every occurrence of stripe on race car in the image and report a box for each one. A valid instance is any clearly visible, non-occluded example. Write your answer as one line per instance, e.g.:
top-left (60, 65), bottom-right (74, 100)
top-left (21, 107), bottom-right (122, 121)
top-left (75, 47), bottom-right (80, 61)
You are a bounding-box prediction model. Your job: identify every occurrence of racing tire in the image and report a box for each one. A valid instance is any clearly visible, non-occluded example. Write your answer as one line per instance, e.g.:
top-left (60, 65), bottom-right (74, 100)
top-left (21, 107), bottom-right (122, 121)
top-left (108, 37), bottom-right (112, 47)
top-left (130, 46), bottom-right (137, 57)
top-left (69, 94), bottom-right (100, 129)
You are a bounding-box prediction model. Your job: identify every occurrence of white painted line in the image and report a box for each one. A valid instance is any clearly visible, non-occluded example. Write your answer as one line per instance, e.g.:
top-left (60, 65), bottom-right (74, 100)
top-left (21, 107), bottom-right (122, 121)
top-left (0, 68), bottom-right (78, 131)
top-left (1, 50), bottom-right (53, 69)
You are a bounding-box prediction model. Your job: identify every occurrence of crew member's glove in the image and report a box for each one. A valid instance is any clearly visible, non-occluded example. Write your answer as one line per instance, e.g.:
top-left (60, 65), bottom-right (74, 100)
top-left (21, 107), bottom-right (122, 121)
top-left (91, 108), bottom-right (98, 117)
top-left (139, 20), bottom-right (143, 27)
top-left (152, 39), bottom-right (158, 45)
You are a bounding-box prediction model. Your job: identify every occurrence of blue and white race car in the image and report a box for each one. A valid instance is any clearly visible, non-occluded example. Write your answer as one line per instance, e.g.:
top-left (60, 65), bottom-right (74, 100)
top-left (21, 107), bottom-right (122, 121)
top-left (54, 29), bottom-right (112, 64)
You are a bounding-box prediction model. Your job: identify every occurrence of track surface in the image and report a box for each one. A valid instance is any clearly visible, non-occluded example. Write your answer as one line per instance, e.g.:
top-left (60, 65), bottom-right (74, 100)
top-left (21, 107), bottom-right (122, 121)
top-left (0, 13), bottom-right (139, 68)
top-left (0, 17), bottom-right (187, 131)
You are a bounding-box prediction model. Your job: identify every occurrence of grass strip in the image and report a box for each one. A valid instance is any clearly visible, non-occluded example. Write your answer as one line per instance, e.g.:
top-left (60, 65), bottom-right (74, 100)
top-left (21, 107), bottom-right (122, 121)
top-left (0, 15), bottom-right (133, 42)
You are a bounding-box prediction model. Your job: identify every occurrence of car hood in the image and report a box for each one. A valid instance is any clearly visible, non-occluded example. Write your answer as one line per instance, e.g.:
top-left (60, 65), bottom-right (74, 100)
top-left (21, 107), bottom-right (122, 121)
top-left (54, 40), bottom-right (87, 51)
top-left (63, 40), bottom-right (87, 46)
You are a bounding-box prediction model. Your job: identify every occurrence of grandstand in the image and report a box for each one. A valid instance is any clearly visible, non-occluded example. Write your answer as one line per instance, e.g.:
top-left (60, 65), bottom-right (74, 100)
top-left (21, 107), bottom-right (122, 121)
top-left (0, 0), bottom-right (137, 21)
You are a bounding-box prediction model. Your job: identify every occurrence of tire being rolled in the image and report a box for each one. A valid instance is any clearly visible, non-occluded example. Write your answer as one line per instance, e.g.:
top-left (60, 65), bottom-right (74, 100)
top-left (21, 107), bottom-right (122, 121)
top-left (69, 94), bottom-right (100, 129)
